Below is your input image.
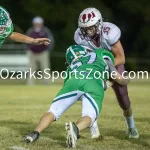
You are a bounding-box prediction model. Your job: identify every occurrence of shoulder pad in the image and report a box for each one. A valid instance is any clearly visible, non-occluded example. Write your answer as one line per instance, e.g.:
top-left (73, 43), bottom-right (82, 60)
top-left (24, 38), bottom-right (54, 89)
top-left (74, 28), bottom-right (82, 45)
top-left (102, 22), bottom-right (121, 45)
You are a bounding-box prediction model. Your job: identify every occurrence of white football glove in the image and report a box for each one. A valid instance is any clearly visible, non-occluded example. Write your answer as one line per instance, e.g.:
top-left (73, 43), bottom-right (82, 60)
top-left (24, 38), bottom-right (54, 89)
top-left (106, 80), bottom-right (114, 89)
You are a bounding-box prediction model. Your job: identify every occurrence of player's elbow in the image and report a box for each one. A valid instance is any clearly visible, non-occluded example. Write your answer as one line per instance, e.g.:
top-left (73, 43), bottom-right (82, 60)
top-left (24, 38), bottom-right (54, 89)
top-left (119, 59), bottom-right (125, 66)
top-left (117, 53), bottom-right (125, 63)
top-left (115, 56), bottom-right (125, 66)
top-left (121, 57), bottom-right (125, 64)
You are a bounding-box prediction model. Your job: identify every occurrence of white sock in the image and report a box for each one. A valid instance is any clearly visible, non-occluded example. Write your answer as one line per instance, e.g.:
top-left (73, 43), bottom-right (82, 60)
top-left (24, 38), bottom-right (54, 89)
top-left (124, 115), bottom-right (135, 129)
top-left (90, 119), bottom-right (98, 128)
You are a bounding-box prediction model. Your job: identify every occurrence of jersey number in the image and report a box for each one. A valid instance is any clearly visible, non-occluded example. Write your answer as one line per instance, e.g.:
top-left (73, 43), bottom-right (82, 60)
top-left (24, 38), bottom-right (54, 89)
top-left (70, 53), bottom-right (96, 71)
top-left (103, 27), bottom-right (110, 35)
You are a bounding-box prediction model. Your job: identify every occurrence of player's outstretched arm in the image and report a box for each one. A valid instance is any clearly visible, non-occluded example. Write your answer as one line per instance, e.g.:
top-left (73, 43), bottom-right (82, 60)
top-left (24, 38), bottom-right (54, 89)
top-left (105, 58), bottom-right (130, 86)
top-left (111, 71), bottom-right (130, 86)
top-left (112, 40), bottom-right (125, 66)
top-left (8, 32), bottom-right (51, 45)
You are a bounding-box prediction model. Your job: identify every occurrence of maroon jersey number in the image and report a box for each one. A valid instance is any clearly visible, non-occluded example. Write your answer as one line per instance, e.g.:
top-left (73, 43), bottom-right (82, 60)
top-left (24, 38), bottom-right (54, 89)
top-left (103, 27), bottom-right (110, 35)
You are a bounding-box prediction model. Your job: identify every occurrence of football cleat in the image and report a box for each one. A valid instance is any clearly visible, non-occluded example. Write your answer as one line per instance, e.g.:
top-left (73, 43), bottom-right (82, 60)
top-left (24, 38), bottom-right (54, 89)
top-left (22, 131), bottom-right (39, 143)
top-left (126, 128), bottom-right (139, 139)
top-left (65, 122), bottom-right (79, 148)
top-left (90, 120), bottom-right (100, 139)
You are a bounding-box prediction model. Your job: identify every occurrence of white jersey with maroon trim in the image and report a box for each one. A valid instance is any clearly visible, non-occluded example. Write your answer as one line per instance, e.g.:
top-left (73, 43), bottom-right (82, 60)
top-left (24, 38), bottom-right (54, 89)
top-left (74, 22), bottom-right (121, 51)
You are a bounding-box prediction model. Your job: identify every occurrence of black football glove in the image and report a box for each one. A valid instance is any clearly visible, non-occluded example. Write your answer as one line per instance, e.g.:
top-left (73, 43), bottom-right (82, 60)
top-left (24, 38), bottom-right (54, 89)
top-left (22, 131), bottom-right (39, 143)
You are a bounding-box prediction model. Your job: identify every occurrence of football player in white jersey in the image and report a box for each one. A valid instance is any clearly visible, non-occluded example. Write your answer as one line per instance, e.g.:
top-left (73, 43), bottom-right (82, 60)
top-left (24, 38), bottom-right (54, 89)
top-left (74, 8), bottom-right (139, 139)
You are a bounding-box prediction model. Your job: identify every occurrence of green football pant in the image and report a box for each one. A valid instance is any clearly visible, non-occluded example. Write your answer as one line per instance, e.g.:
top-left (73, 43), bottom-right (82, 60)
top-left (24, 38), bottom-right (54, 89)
top-left (48, 77), bottom-right (104, 125)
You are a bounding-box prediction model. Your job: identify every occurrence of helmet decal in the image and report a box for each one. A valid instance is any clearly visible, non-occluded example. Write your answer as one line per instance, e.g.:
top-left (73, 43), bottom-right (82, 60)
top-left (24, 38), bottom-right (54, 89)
top-left (91, 12), bottom-right (96, 18)
top-left (82, 11), bottom-right (96, 23)
top-left (82, 14), bottom-right (86, 23)
top-left (78, 8), bottom-right (103, 30)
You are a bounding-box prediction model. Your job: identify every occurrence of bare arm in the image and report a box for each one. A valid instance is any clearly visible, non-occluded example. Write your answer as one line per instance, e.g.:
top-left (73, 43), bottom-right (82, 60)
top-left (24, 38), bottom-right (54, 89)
top-left (112, 71), bottom-right (130, 86)
top-left (111, 40), bottom-right (125, 66)
top-left (9, 32), bottom-right (50, 45)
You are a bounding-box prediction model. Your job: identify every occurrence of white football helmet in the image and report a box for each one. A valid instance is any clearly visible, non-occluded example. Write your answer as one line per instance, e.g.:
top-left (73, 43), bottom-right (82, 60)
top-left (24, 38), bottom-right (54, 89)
top-left (78, 8), bottom-right (103, 39)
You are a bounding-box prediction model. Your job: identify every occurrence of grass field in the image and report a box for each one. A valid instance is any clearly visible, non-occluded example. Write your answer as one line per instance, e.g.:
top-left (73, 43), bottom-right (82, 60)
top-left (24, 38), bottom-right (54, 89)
top-left (0, 79), bottom-right (150, 150)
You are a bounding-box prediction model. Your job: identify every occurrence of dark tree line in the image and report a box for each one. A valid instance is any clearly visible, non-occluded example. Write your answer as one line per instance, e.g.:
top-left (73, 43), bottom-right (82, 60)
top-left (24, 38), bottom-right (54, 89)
top-left (1, 0), bottom-right (150, 71)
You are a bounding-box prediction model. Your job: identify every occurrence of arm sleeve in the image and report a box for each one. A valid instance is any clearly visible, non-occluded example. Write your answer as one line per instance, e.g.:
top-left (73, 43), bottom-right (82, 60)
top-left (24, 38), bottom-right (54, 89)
top-left (104, 58), bottom-right (130, 86)
top-left (74, 28), bottom-right (82, 45)
top-left (104, 58), bottom-right (117, 74)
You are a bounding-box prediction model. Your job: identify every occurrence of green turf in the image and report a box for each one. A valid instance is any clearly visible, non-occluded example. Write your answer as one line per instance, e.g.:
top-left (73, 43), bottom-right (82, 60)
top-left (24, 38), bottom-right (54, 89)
top-left (0, 80), bottom-right (150, 150)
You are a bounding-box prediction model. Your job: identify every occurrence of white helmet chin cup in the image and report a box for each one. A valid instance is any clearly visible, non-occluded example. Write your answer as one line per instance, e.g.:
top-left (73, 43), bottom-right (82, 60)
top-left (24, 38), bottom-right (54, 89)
top-left (78, 8), bottom-right (103, 28)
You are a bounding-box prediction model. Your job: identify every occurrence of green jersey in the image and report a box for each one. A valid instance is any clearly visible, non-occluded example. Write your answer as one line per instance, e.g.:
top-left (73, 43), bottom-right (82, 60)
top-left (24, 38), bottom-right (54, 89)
top-left (65, 49), bottom-right (114, 82)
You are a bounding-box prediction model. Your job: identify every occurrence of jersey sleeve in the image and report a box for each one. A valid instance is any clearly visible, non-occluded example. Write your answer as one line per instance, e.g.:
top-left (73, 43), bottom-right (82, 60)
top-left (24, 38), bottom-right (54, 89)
top-left (107, 23), bottom-right (121, 46)
top-left (74, 28), bottom-right (82, 45)
top-left (103, 22), bottom-right (121, 46)
top-left (96, 49), bottom-right (115, 64)
top-left (101, 50), bottom-right (115, 64)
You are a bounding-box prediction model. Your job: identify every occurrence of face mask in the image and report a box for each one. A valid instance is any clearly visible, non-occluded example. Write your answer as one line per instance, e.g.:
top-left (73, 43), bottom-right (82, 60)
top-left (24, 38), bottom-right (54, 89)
top-left (0, 26), bottom-right (6, 35)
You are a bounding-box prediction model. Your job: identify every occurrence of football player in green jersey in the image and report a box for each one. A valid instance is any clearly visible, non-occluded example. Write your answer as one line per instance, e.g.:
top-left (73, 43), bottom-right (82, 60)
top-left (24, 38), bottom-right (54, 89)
top-left (0, 6), bottom-right (50, 47)
top-left (22, 45), bottom-right (129, 148)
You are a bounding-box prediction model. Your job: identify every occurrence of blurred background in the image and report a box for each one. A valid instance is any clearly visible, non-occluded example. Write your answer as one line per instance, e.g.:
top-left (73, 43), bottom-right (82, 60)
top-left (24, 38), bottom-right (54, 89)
top-left (0, 0), bottom-right (150, 84)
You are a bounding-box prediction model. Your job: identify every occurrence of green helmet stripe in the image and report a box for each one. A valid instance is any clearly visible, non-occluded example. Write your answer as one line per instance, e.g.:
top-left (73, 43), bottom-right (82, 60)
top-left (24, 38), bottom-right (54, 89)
top-left (70, 47), bottom-right (78, 59)
top-left (66, 45), bottom-right (87, 64)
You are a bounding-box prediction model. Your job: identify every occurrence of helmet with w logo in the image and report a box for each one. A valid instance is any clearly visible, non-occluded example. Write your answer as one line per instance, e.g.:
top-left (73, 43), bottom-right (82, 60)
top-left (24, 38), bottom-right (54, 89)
top-left (78, 8), bottom-right (103, 28)
top-left (66, 45), bottom-right (87, 65)
top-left (78, 8), bottom-right (103, 39)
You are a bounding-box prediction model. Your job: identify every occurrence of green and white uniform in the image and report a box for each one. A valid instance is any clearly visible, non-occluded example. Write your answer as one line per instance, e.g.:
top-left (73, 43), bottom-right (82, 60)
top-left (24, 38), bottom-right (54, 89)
top-left (0, 6), bottom-right (14, 46)
top-left (48, 45), bottom-right (114, 125)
